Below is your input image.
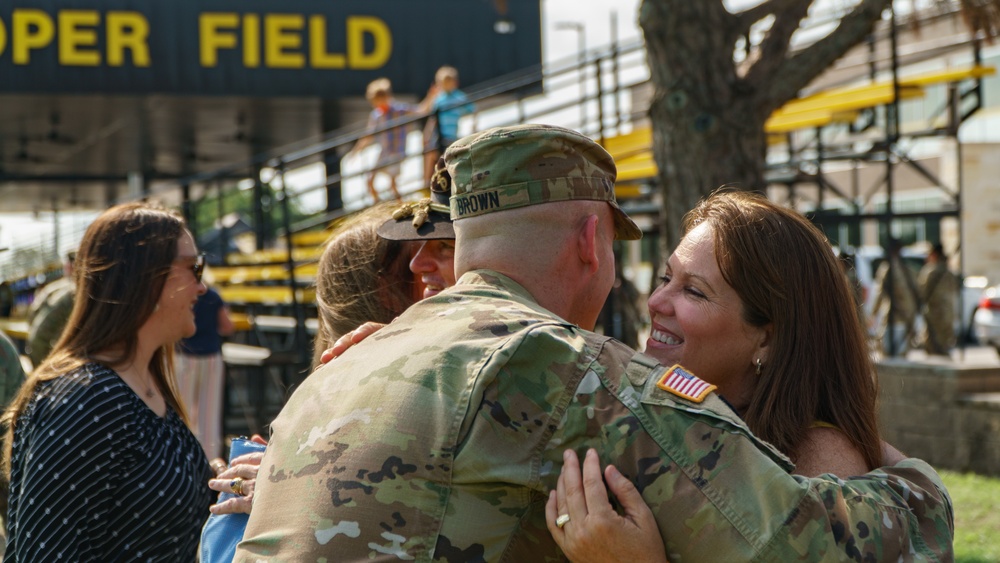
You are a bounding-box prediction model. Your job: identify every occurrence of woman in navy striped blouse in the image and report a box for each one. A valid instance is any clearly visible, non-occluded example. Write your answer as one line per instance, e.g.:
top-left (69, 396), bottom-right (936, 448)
top-left (1, 202), bottom-right (214, 561)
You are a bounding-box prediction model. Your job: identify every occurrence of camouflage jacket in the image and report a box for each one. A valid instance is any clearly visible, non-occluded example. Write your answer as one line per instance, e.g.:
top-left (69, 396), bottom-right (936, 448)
top-left (238, 270), bottom-right (953, 562)
top-left (26, 279), bottom-right (75, 366)
top-left (0, 329), bottom-right (25, 408)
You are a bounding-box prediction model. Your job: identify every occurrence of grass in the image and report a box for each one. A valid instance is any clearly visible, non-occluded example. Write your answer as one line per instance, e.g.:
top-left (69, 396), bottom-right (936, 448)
top-left (938, 469), bottom-right (1000, 563)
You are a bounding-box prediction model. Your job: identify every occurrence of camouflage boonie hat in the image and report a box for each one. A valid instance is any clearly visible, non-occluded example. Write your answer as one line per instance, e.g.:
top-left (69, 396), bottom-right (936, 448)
top-left (444, 124), bottom-right (642, 240)
top-left (377, 158), bottom-right (455, 241)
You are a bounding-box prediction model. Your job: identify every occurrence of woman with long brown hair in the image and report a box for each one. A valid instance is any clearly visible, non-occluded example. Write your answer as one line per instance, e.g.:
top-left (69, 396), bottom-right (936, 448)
top-left (647, 189), bottom-right (882, 473)
top-left (2, 202), bottom-right (214, 561)
top-left (546, 189), bottom-right (891, 562)
top-left (310, 201), bottom-right (421, 369)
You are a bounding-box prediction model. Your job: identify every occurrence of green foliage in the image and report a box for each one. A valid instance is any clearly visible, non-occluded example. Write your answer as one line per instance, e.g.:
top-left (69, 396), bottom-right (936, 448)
top-left (190, 182), bottom-right (309, 245)
top-left (938, 469), bottom-right (1000, 562)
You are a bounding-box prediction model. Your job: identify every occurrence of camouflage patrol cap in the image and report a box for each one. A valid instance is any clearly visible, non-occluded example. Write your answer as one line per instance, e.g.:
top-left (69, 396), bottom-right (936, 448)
top-left (377, 159), bottom-right (455, 241)
top-left (445, 124), bottom-right (642, 240)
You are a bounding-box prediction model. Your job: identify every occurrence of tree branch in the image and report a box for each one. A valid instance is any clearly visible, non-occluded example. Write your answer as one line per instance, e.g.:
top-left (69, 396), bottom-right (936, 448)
top-left (955, 0), bottom-right (1000, 38)
top-left (736, 0), bottom-right (800, 36)
top-left (750, 0), bottom-right (891, 115)
top-left (741, 0), bottom-right (812, 92)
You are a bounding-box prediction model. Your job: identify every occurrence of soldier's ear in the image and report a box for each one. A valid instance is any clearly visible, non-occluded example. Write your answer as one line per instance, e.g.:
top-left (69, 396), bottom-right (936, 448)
top-left (577, 214), bottom-right (601, 275)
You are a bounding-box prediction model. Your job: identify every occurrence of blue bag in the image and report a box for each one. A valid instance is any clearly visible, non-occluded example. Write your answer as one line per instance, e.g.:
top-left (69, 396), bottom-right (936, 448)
top-left (200, 438), bottom-right (267, 563)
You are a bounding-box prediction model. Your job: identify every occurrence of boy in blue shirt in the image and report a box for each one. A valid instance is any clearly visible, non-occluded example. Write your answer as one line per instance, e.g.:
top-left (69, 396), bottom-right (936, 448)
top-left (422, 66), bottom-right (473, 187)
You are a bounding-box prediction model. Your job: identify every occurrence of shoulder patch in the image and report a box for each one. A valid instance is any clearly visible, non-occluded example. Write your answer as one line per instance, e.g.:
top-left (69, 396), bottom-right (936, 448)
top-left (656, 364), bottom-right (716, 403)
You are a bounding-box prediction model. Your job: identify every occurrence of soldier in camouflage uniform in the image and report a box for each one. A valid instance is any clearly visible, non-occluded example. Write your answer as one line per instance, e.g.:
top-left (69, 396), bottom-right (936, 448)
top-left (238, 125), bottom-right (952, 562)
top-left (918, 243), bottom-right (958, 356)
top-left (1, 306), bottom-right (26, 539)
top-left (26, 252), bottom-right (76, 367)
top-left (872, 241), bottom-right (919, 356)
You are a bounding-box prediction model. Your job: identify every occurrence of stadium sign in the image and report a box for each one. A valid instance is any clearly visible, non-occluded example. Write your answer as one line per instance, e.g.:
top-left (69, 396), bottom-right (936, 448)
top-left (0, 0), bottom-right (541, 96)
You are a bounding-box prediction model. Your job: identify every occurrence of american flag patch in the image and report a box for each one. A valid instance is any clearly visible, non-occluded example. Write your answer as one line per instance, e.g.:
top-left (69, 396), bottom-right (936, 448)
top-left (656, 364), bottom-right (716, 403)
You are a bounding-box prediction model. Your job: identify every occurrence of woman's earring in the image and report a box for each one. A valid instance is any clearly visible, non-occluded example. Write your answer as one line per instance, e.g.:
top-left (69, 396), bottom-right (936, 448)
top-left (755, 358), bottom-right (762, 376)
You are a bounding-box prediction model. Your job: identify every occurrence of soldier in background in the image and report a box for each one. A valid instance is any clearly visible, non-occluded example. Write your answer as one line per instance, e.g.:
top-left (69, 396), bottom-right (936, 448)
top-left (0, 281), bottom-right (13, 319)
top-left (919, 243), bottom-right (958, 357)
top-left (0, 330), bottom-right (25, 533)
top-left (0, 250), bottom-right (27, 550)
top-left (872, 239), bottom-right (919, 356)
top-left (26, 251), bottom-right (76, 366)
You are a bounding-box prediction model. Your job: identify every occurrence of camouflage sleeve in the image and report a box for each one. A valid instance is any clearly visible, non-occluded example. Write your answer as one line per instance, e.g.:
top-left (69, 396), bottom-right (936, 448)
top-left (0, 331), bottom-right (25, 408)
top-left (545, 341), bottom-right (953, 562)
top-left (757, 459), bottom-right (953, 562)
top-left (27, 288), bottom-right (74, 366)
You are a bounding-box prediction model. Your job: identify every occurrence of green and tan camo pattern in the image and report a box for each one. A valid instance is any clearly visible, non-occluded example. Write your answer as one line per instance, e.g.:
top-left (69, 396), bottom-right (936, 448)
top-left (445, 124), bottom-right (642, 240)
top-left (238, 271), bottom-right (953, 563)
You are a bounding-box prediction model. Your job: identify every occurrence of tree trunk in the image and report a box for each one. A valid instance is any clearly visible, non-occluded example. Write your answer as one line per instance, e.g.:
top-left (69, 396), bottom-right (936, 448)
top-left (639, 1), bottom-right (769, 253)
top-left (639, 0), bottom-right (892, 255)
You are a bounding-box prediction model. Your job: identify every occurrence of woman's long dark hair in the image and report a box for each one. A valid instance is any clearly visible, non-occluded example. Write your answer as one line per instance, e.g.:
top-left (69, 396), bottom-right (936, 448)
top-left (3, 202), bottom-right (191, 477)
top-left (683, 190), bottom-right (882, 470)
top-left (312, 203), bottom-right (417, 369)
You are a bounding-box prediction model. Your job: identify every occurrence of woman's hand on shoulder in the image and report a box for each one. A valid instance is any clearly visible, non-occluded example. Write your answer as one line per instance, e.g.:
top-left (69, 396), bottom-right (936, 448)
top-left (319, 322), bottom-right (387, 364)
top-left (545, 448), bottom-right (668, 563)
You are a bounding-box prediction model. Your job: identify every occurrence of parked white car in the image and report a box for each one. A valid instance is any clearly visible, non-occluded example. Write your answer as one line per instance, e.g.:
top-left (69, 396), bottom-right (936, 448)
top-left (973, 285), bottom-right (1000, 355)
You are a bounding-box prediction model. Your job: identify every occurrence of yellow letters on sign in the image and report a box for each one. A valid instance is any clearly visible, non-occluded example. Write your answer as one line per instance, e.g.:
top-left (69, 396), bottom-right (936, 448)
top-left (0, 8), bottom-right (391, 72)
top-left (3, 9), bottom-right (150, 66)
top-left (13, 9), bottom-right (54, 65)
top-left (200, 13), bottom-right (239, 67)
top-left (197, 12), bottom-right (391, 70)
top-left (0, 16), bottom-right (7, 57)
top-left (347, 16), bottom-right (391, 70)
top-left (309, 15), bottom-right (344, 69)
top-left (107, 12), bottom-right (150, 67)
top-left (59, 10), bottom-right (100, 66)
top-left (265, 14), bottom-right (305, 69)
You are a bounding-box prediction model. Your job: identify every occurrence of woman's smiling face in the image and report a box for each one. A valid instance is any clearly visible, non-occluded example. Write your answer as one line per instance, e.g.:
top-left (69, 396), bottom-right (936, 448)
top-left (644, 222), bottom-right (768, 409)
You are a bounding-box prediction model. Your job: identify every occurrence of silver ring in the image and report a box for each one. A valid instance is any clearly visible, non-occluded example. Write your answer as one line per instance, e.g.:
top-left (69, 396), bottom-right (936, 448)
top-left (555, 514), bottom-right (570, 528)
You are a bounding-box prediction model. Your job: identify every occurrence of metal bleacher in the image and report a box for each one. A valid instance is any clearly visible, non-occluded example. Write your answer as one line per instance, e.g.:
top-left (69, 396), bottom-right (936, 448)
top-left (599, 64), bottom-right (997, 181)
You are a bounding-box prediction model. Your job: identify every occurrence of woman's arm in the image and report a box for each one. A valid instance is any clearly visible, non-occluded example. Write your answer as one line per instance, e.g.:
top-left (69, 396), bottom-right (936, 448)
top-left (217, 305), bottom-right (235, 337)
top-left (8, 388), bottom-right (117, 559)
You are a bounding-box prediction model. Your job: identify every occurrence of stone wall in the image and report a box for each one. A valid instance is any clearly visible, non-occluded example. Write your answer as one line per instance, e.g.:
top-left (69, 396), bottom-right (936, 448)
top-left (878, 359), bottom-right (1000, 476)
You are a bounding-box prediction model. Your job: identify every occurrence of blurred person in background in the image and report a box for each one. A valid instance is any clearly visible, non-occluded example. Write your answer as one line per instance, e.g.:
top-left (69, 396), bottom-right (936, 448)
top-left (176, 278), bottom-right (234, 459)
top-left (348, 78), bottom-right (416, 203)
top-left (872, 239), bottom-right (919, 355)
top-left (0, 282), bottom-right (12, 319)
top-left (26, 251), bottom-right (77, 368)
top-left (918, 243), bottom-right (958, 357)
top-left (1, 202), bottom-right (214, 561)
top-left (422, 66), bottom-right (473, 187)
top-left (0, 248), bottom-right (26, 553)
